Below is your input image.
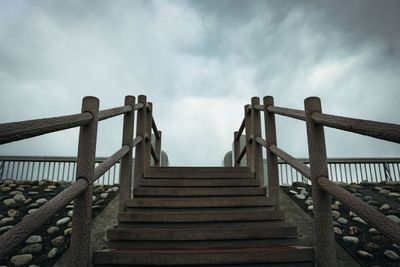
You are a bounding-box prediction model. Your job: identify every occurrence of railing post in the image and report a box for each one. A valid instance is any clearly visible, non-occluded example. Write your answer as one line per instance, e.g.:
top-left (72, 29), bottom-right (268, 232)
top-left (144, 102), bottom-right (153, 168)
top-left (119, 95), bottom-right (135, 212)
top-left (154, 130), bottom-right (162, 167)
top-left (304, 97), bottom-right (337, 267)
top-left (233, 131), bottom-right (240, 167)
top-left (134, 95), bottom-right (147, 188)
top-left (69, 96), bottom-right (99, 267)
top-left (244, 105), bottom-right (254, 170)
top-left (264, 96), bottom-right (280, 209)
top-left (251, 97), bottom-right (264, 186)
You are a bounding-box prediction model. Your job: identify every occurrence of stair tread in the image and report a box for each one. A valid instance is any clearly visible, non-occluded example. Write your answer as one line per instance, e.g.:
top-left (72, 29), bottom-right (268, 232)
top-left (139, 178), bottom-right (259, 187)
top-left (133, 187), bottom-right (266, 196)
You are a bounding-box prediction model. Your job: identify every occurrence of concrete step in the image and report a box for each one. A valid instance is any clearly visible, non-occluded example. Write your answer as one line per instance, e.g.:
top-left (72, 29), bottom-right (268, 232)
top-left (107, 226), bottom-right (298, 241)
top-left (126, 197), bottom-right (274, 208)
top-left (133, 187), bottom-right (266, 197)
top-left (118, 209), bottom-right (284, 223)
top-left (139, 178), bottom-right (260, 187)
top-left (93, 245), bottom-right (314, 266)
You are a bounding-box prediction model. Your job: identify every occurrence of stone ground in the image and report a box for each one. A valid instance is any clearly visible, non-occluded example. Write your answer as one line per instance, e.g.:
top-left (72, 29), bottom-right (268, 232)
top-left (282, 180), bottom-right (400, 267)
top-left (0, 178), bottom-right (119, 267)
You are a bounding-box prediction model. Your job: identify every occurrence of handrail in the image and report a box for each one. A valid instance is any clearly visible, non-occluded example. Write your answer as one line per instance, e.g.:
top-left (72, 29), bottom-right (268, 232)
top-left (236, 118), bottom-right (245, 140)
top-left (152, 117), bottom-right (161, 139)
top-left (312, 112), bottom-right (400, 144)
top-left (232, 95), bottom-right (400, 266)
top-left (0, 178), bottom-right (88, 258)
top-left (151, 143), bottom-right (160, 163)
top-left (98, 105), bottom-right (132, 121)
top-left (0, 112), bottom-right (93, 145)
top-left (0, 94), bottom-right (163, 265)
top-left (235, 146), bottom-right (246, 164)
top-left (267, 106), bottom-right (305, 121)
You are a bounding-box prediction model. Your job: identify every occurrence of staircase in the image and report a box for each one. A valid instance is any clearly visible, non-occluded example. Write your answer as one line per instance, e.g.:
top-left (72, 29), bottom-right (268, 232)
top-left (93, 167), bottom-right (314, 266)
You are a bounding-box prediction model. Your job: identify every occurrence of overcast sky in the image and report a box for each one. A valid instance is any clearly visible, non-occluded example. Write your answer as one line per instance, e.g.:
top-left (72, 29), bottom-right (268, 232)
top-left (0, 0), bottom-right (399, 166)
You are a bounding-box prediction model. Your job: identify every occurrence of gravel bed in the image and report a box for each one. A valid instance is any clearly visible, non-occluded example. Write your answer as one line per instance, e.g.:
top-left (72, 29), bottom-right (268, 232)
top-left (282, 180), bottom-right (400, 267)
top-left (0, 178), bottom-right (119, 267)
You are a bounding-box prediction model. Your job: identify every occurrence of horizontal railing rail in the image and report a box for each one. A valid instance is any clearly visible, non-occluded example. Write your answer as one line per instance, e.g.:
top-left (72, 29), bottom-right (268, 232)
top-left (232, 95), bottom-right (400, 266)
top-left (0, 94), bottom-right (163, 266)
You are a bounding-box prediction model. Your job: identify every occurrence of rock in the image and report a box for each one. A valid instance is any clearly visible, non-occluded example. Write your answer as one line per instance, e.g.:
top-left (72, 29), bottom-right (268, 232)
top-left (0, 225), bottom-right (13, 234)
top-left (9, 190), bottom-right (23, 196)
top-left (337, 217), bottom-right (348, 225)
top-left (24, 198), bottom-right (32, 204)
top-left (64, 228), bottom-right (72, 236)
top-left (372, 235), bottom-right (387, 243)
top-left (343, 236), bottom-right (359, 245)
top-left (350, 184), bottom-right (363, 189)
top-left (379, 189), bottom-right (391, 196)
top-left (3, 198), bottom-right (17, 207)
top-left (66, 205), bottom-right (74, 209)
top-left (367, 200), bottom-right (380, 206)
top-left (295, 194), bottom-right (305, 200)
top-left (333, 227), bottom-right (342, 235)
top-left (331, 204), bottom-right (339, 211)
top-left (349, 211), bottom-right (357, 217)
top-left (364, 242), bottom-right (380, 252)
top-left (0, 186), bottom-right (11, 192)
top-left (100, 193), bottom-right (109, 199)
top-left (44, 188), bottom-right (53, 192)
top-left (347, 187), bottom-right (357, 193)
top-left (47, 185), bottom-right (56, 189)
top-left (56, 217), bottom-right (71, 226)
top-left (353, 217), bottom-right (368, 225)
top-left (8, 209), bottom-right (19, 218)
top-left (363, 195), bottom-right (373, 201)
top-left (0, 217), bottom-right (14, 226)
top-left (349, 226), bottom-right (359, 235)
top-left (389, 192), bottom-right (400, 197)
top-left (26, 235), bottom-right (42, 244)
top-left (384, 249), bottom-right (400, 261)
top-left (67, 221), bottom-right (73, 227)
top-left (387, 215), bottom-right (400, 224)
top-left (374, 186), bottom-right (383, 191)
top-left (27, 203), bottom-right (39, 209)
top-left (393, 244), bottom-right (400, 251)
top-left (95, 200), bottom-right (105, 206)
top-left (68, 210), bottom-right (73, 217)
top-left (13, 194), bottom-right (26, 202)
top-left (47, 247), bottom-right (58, 258)
top-left (92, 205), bottom-right (101, 210)
top-left (307, 205), bottom-right (314, 211)
top-left (28, 209), bottom-right (38, 214)
top-left (382, 185), bottom-right (394, 190)
top-left (20, 243), bottom-right (42, 254)
top-left (380, 204), bottom-right (391, 210)
top-left (94, 186), bottom-right (105, 193)
top-left (38, 180), bottom-right (47, 186)
top-left (353, 192), bottom-right (363, 198)
top-left (10, 254), bottom-right (33, 266)
top-left (3, 179), bottom-right (15, 185)
top-left (92, 196), bottom-right (97, 202)
top-left (334, 200), bottom-right (341, 206)
top-left (357, 250), bottom-right (374, 260)
top-left (368, 228), bottom-right (380, 235)
top-left (331, 211), bottom-right (340, 220)
top-left (51, 236), bottom-right (65, 247)
top-left (388, 209), bottom-right (400, 216)
top-left (47, 226), bottom-right (60, 235)
top-left (332, 221), bottom-right (340, 227)
top-left (305, 200), bottom-right (313, 205)
top-left (35, 198), bottom-right (48, 205)
top-left (111, 186), bottom-right (119, 192)
top-left (27, 191), bottom-right (39, 196)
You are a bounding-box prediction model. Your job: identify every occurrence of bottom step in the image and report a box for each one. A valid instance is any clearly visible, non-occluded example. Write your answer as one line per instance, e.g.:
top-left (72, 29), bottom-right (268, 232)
top-left (93, 245), bottom-right (314, 266)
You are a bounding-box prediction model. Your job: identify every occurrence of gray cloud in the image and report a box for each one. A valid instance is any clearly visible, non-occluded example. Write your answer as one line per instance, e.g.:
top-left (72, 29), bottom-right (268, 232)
top-left (0, 0), bottom-right (399, 165)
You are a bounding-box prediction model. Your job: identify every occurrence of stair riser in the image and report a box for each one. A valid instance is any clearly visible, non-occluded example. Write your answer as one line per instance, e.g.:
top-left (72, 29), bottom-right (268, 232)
top-left (133, 188), bottom-right (266, 197)
top-left (118, 211), bottom-right (284, 223)
top-left (116, 221), bottom-right (293, 229)
top-left (126, 197), bottom-right (274, 208)
top-left (126, 207), bottom-right (275, 212)
top-left (107, 227), bottom-right (298, 241)
top-left (93, 248), bottom-right (315, 265)
top-left (139, 179), bottom-right (259, 187)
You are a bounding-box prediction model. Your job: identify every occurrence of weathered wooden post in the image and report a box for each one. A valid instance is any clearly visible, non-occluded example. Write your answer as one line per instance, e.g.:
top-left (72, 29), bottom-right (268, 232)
top-left (69, 96), bottom-right (99, 266)
top-left (244, 104), bottom-right (254, 170)
top-left (154, 130), bottom-right (162, 167)
top-left (264, 96), bottom-right (280, 209)
top-left (251, 97), bottom-right (264, 186)
top-left (304, 97), bottom-right (337, 267)
top-left (134, 95), bottom-right (147, 188)
top-left (233, 131), bottom-right (240, 166)
top-left (119, 95), bottom-right (135, 212)
top-left (144, 102), bottom-right (153, 169)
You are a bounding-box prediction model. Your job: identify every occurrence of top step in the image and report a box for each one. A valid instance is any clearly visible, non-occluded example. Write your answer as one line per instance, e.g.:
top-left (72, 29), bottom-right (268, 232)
top-left (145, 167), bottom-right (254, 179)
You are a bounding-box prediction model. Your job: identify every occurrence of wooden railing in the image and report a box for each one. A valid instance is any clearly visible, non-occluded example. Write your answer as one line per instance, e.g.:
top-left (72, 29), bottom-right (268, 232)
top-left (233, 96), bottom-right (400, 267)
top-left (0, 95), bottom-right (162, 266)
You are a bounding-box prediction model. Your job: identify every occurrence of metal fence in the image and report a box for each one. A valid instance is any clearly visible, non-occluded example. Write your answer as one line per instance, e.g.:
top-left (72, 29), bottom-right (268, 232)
top-left (276, 158), bottom-right (400, 185)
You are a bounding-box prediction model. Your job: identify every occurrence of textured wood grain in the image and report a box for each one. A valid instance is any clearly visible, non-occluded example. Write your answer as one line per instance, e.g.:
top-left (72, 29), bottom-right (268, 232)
top-left (94, 145), bottom-right (130, 182)
top-left (268, 144), bottom-right (311, 178)
top-left (251, 97), bottom-right (264, 187)
top-left (133, 95), bottom-right (147, 188)
top-left (98, 105), bottom-right (131, 121)
top-left (267, 106), bottom-right (305, 121)
top-left (0, 112), bottom-right (93, 145)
